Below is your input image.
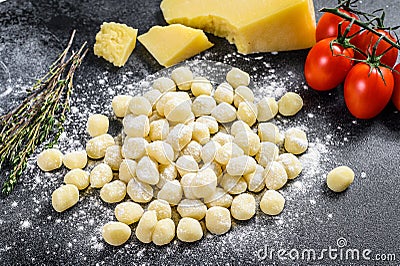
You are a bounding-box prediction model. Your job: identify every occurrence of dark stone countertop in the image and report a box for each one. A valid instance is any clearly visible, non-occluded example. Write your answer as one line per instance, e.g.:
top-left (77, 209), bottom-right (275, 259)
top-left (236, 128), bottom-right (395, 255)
top-left (0, 0), bottom-right (399, 265)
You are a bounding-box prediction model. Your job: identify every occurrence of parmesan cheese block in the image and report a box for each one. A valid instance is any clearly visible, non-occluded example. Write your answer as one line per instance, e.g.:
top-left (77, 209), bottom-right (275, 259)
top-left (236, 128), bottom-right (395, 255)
top-left (160, 0), bottom-right (316, 54)
top-left (94, 22), bottom-right (138, 67)
top-left (138, 24), bottom-right (213, 67)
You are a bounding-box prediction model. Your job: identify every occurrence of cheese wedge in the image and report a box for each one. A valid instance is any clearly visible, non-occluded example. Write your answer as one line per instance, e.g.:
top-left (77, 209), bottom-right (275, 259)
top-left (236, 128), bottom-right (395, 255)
top-left (94, 22), bottom-right (138, 67)
top-left (160, 0), bottom-right (316, 54)
top-left (138, 24), bottom-right (213, 67)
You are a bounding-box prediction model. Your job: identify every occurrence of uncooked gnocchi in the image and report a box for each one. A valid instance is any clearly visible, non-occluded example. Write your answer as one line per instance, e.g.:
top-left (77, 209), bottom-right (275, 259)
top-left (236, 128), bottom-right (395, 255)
top-left (326, 166), bottom-right (355, 192)
top-left (102, 221), bottom-right (131, 246)
top-left (205, 206), bottom-right (231, 235)
top-left (37, 148), bottom-right (63, 172)
top-left (87, 114), bottom-right (109, 137)
top-left (278, 92), bottom-right (303, 116)
top-left (114, 202), bottom-right (144, 224)
top-left (260, 190), bottom-right (285, 215)
top-left (176, 217), bottom-right (203, 242)
top-left (63, 150), bottom-right (87, 170)
top-left (51, 184), bottom-right (79, 212)
top-left (48, 65), bottom-right (312, 247)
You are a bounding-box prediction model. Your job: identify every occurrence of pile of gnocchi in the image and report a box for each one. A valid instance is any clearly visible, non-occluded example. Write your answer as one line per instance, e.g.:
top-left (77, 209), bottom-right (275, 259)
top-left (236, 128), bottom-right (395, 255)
top-left (40, 66), bottom-right (310, 246)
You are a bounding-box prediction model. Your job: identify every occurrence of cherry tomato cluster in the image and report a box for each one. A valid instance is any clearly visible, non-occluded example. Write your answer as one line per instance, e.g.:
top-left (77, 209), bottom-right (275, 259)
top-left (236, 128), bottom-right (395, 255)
top-left (304, 8), bottom-right (400, 119)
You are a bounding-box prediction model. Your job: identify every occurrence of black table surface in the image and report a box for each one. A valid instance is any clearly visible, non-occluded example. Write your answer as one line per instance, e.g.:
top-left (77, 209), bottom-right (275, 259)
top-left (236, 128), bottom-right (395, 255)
top-left (0, 0), bottom-right (399, 265)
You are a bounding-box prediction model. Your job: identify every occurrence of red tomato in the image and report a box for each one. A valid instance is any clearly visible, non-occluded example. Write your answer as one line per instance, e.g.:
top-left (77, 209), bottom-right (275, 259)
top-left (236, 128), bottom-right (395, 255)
top-left (352, 29), bottom-right (398, 67)
top-left (344, 63), bottom-right (394, 119)
top-left (392, 64), bottom-right (400, 111)
top-left (305, 38), bottom-right (354, 91)
top-left (316, 9), bottom-right (360, 42)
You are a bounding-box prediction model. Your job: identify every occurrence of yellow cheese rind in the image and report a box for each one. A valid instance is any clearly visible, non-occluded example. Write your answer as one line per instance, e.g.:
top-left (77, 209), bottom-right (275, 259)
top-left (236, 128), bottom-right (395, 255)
top-left (160, 0), bottom-right (316, 54)
top-left (94, 22), bottom-right (138, 67)
top-left (138, 24), bottom-right (213, 67)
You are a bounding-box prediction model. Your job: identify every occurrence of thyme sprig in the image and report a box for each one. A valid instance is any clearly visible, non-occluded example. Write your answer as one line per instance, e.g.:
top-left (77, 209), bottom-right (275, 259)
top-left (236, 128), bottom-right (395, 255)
top-left (0, 30), bottom-right (87, 195)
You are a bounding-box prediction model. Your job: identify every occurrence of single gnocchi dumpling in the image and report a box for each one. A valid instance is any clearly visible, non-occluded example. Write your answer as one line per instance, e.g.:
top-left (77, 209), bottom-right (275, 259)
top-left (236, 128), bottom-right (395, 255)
top-left (237, 101), bottom-right (258, 126)
top-left (211, 102), bottom-right (237, 123)
top-left (226, 67), bottom-right (250, 89)
top-left (284, 128), bottom-right (308, 155)
top-left (256, 97), bottom-right (278, 122)
top-left (135, 210), bottom-right (158, 243)
top-left (176, 217), bottom-right (203, 242)
top-left (180, 173), bottom-right (197, 200)
top-left (177, 199), bottom-right (207, 220)
top-left (152, 77), bottom-right (176, 93)
top-left (157, 163), bottom-right (178, 189)
top-left (196, 116), bottom-right (219, 134)
top-left (326, 166), bottom-right (355, 192)
top-left (87, 114), bottom-right (109, 137)
top-left (205, 206), bottom-right (231, 235)
top-left (146, 141), bottom-right (174, 165)
top-left (233, 131), bottom-right (261, 156)
top-left (64, 169), bottom-right (90, 190)
top-left (191, 168), bottom-right (218, 199)
top-left (126, 178), bottom-right (153, 203)
top-left (128, 96), bottom-right (152, 117)
top-left (230, 193), bottom-right (256, 220)
top-left (118, 159), bottom-right (137, 183)
top-left (260, 190), bottom-right (285, 215)
top-left (230, 120), bottom-right (251, 137)
top-left (90, 163), bottom-right (113, 188)
top-left (214, 82), bottom-right (234, 104)
top-left (114, 201), bottom-right (144, 224)
top-left (136, 156), bottom-right (159, 185)
top-left (191, 77), bottom-right (212, 96)
top-left (182, 141), bottom-right (202, 163)
top-left (203, 187), bottom-right (233, 208)
top-left (226, 155), bottom-right (257, 176)
top-left (143, 89), bottom-right (162, 109)
top-left (255, 142), bottom-right (279, 167)
top-left (175, 155), bottom-right (199, 176)
top-left (212, 132), bottom-right (234, 146)
top-left (166, 124), bottom-right (193, 151)
top-left (192, 95), bottom-right (216, 117)
top-left (157, 180), bottom-right (183, 205)
top-left (277, 153), bottom-right (302, 179)
top-left (100, 180), bottom-right (127, 203)
top-left (112, 95), bottom-right (133, 118)
top-left (191, 122), bottom-right (210, 145)
top-left (123, 114), bottom-right (150, 138)
top-left (215, 142), bottom-right (244, 166)
top-left (264, 161), bottom-right (288, 190)
top-left (220, 174), bottom-right (247, 195)
top-left (37, 148), bottom-right (63, 172)
top-left (278, 92), bottom-right (303, 116)
top-left (148, 199), bottom-right (172, 220)
top-left (86, 134), bottom-right (115, 159)
top-left (104, 145), bottom-right (123, 171)
top-left (51, 184), bottom-right (79, 212)
top-left (171, 67), bottom-right (193, 91)
top-left (243, 165), bottom-right (265, 193)
top-left (233, 86), bottom-right (254, 108)
top-left (102, 221), bottom-right (131, 246)
top-left (149, 119), bottom-right (170, 141)
top-left (258, 122), bottom-right (284, 145)
top-left (201, 141), bottom-right (220, 164)
top-left (63, 150), bottom-right (88, 170)
top-left (152, 218), bottom-right (176, 246)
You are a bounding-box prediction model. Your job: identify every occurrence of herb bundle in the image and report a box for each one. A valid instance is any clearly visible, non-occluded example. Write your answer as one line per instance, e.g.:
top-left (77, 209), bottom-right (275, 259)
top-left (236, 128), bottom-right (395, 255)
top-left (0, 30), bottom-right (87, 194)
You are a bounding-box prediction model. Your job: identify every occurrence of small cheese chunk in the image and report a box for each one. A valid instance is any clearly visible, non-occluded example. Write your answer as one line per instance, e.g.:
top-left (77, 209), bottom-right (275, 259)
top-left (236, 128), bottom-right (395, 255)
top-left (94, 22), bottom-right (138, 67)
top-left (138, 24), bottom-right (213, 67)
